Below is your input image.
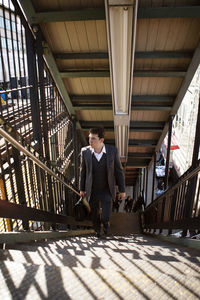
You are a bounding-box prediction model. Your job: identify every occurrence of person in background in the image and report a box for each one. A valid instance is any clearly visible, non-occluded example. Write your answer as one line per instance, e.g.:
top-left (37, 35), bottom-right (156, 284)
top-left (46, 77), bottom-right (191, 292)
top-left (113, 192), bottom-right (122, 213)
top-left (124, 196), bottom-right (133, 213)
top-left (79, 127), bottom-right (125, 238)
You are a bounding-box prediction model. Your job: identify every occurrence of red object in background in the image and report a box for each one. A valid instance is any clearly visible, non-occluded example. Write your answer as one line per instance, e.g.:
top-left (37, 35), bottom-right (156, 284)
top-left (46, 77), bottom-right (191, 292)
top-left (164, 134), bottom-right (180, 151)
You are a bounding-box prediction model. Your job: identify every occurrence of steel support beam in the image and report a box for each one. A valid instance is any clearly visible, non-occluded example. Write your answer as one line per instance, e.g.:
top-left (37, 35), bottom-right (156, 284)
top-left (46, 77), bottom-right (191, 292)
top-left (126, 162), bottom-right (147, 167)
top-left (145, 167), bottom-right (148, 207)
top-left (106, 139), bottom-right (157, 146)
top-left (70, 95), bottom-right (112, 103)
top-left (80, 121), bottom-right (165, 131)
top-left (72, 117), bottom-right (78, 187)
top-left (74, 104), bottom-right (172, 111)
top-left (71, 94), bottom-right (175, 105)
top-left (34, 9), bottom-right (105, 23)
top-left (54, 51), bottom-right (193, 60)
top-left (138, 6), bottom-right (200, 19)
top-left (60, 70), bottom-right (186, 78)
top-left (23, 6), bottom-right (200, 23)
top-left (183, 94), bottom-right (200, 235)
top-left (25, 25), bottom-right (43, 152)
top-left (132, 95), bottom-right (175, 104)
top-left (164, 115), bottom-right (174, 190)
top-left (192, 94), bottom-right (200, 166)
top-left (151, 153), bottom-right (157, 203)
top-left (128, 153), bottom-right (153, 158)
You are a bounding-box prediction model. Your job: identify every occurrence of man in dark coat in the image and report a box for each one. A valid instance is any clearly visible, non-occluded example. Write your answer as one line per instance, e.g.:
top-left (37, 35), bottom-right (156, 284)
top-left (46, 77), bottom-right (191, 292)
top-left (80, 127), bottom-right (125, 237)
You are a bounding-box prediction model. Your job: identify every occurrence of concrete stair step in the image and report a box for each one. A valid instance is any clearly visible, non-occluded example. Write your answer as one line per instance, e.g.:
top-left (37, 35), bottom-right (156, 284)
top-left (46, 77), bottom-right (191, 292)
top-left (1, 235), bottom-right (200, 275)
top-left (1, 259), bottom-right (200, 300)
top-left (109, 212), bottom-right (141, 235)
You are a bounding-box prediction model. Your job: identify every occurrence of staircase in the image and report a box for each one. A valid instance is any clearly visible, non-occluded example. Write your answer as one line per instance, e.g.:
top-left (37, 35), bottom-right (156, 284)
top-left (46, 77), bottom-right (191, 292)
top-left (0, 214), bottom-right (200, 300)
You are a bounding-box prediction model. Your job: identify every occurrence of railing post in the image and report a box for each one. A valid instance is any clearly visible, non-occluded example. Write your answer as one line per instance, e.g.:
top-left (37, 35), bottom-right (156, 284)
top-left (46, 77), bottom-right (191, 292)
top-left (192, 95), bottom-right (200, 166)
top-left (145, 167), bottom-right (148, 207)
top-left (183, 94), bottom-right (200, 236)
top-left (72, 116), bottom-right (78, 187)
top-left (0, 178), bottom-right (12, 231)
top-left (12, 134), bottom-right (29, 230)
top-left (35, 27), bottom-right (54, 215)
top-left (164, 115), bottom-right (174, 190)
top-left (25, 25), bottom-right (43, 154)
top-left (151, 152), bottom-right (156, 203)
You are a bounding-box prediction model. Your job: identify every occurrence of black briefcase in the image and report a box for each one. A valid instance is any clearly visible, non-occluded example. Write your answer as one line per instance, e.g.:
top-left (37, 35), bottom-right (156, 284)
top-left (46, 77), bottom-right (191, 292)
top-left (74, 197), bottom-right (89, 221)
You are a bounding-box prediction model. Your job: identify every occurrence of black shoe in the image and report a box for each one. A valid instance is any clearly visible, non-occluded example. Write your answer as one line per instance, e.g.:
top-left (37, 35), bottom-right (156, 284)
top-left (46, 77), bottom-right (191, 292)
top-left (95, 231), bottom-right (101, 238)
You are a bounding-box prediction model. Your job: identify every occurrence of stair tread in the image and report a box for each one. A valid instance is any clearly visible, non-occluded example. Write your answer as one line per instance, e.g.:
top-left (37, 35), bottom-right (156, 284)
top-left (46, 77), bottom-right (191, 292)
top-left (1, 259), bottom-right (200, 300)
top-left (1, 235), bottom-right (200, 299)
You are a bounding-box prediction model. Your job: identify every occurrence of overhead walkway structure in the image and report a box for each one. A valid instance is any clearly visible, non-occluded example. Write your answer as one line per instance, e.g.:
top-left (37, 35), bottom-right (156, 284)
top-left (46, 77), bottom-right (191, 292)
top-left (0, 1), bottom-right (200, 298)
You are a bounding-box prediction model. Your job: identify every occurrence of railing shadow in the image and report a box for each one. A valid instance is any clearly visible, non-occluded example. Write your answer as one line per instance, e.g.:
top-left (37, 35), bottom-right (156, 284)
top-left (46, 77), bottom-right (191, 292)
top-left (0, 234), bottom-right (200, 299)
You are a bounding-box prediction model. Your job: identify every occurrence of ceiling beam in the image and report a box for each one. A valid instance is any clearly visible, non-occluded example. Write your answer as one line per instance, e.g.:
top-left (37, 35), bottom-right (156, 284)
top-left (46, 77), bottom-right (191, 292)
top-left (80, 121), bottom-right (165, 131)
top-left (132, 95), bottom-right (175, 103)
top-left (126, 163), bottom-right (147, 167)
top-left (131, 121), bottom-right (165, 130)
top-left (71, 94), bottom-right (175, 104)
top-left (74, 104), bottom-right (172, 111)
top-left (70, 95), bottom-right (112, 103)
top-left (54, 51), bottom-right (193, 60)
top-left (127, 159), bottom-right (151, 165)
top-left (60, 70), bottom-right (186, 78)
top-left (32, 9), bottom-right (105, 23)
top-left (138, 6), bottom-right (200, 19)
top-left (26, 6), bottom-right (200, 23)
top-left (55, 52), bottom-right (109, 60)
top-left (60, 71), bottom-right (109, 78)
top-left (128, 152), bottom-right (153, 158)
top-left (129, 140), bottom-right (157, 146)
top-left (134, 70), bottom-right (186, 77)
top-left (135, 51), bottom-right (193, 59)
top-left (106, 139), bottom-right (157, 146)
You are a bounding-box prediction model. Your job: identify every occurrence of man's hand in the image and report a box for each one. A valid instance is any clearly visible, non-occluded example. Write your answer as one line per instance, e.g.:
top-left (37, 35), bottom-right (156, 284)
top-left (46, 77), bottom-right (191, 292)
top-left (119, 192), bottom-right (126, 201)
top-left (80, 191), bottom-right (86, 198)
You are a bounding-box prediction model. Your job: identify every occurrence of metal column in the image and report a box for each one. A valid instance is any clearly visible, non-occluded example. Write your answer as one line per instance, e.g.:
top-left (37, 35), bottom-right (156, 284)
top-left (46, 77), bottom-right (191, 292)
top-left (35, 27), bottom-right (54, 213)
top-left (145, 167), bottom-right (148, 207)
top-left (183, 94), bottom-right (200, 236)
top-left (72, 117), bottom-right (78, 187)
top-left (25, 26), bottom-right (43, 154)
top-left (164, 115), bottom-right (173, 190)
top-left (151, 152), bottom-right (156, 203)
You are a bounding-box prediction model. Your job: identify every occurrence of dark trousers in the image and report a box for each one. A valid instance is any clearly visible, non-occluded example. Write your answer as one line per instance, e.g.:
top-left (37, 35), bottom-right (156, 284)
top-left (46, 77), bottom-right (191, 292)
top-left (90, 191), bottom-right (112, 233)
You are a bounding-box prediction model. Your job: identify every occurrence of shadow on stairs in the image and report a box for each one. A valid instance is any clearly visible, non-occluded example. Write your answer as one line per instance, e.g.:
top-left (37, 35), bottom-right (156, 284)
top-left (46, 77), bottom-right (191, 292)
top-left (0, 229), bottom-right (200, 299)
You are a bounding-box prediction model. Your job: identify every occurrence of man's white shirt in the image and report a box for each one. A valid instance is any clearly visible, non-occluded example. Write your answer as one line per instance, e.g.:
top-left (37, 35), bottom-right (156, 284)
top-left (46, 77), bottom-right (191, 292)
top-left (91, 145), bottom-right (106, 161)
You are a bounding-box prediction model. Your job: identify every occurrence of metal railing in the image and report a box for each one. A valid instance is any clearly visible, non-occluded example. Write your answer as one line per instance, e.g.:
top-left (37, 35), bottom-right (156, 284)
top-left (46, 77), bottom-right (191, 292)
top-left (0, 121), bottom-right (85, 232)
top-left (0, 0), bottom-right (85, 232)
top-left (143, 160), bottom-right (200, 235)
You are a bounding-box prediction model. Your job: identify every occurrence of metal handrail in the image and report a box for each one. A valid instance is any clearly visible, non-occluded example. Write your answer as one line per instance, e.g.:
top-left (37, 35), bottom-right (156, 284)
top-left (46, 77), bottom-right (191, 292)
top-left (0, 126), bottom-right (80, 197)
top-left (145, 160), bottom-right (200, 211)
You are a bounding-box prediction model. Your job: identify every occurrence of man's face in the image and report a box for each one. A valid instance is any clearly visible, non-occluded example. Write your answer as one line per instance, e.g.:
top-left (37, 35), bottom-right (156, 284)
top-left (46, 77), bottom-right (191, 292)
top-left (89, 133), bottom-right (104, 149)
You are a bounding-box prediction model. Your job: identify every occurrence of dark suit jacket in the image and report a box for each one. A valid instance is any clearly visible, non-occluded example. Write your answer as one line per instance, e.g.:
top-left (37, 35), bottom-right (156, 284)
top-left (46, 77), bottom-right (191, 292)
top-left (79, 144), bottom-right (125, 201)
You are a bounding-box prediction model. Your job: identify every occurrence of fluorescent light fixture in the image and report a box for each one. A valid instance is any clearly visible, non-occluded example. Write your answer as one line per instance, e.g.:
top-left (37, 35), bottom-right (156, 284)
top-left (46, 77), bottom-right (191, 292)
top-left (105, 0), bottom-right (138, 160)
